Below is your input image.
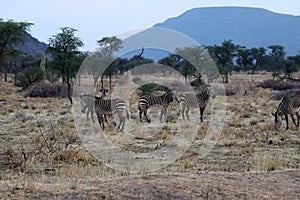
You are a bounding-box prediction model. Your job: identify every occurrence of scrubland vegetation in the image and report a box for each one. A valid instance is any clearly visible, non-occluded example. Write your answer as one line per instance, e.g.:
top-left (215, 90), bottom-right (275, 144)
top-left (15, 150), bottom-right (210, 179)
top-left (1, 71), bottom-right (300, 199)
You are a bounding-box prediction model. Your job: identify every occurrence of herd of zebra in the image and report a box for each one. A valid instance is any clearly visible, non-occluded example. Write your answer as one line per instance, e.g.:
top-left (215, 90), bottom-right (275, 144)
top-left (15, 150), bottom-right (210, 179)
top-left (79, 85), bottom-right (212, 131)
top-left (80, 84), bottom-right (300, 131)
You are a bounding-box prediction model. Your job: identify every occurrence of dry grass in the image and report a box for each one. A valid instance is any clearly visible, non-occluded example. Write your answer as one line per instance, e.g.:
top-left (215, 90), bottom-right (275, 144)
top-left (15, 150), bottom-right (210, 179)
top-left (0, 72), bottom-right (300, 198)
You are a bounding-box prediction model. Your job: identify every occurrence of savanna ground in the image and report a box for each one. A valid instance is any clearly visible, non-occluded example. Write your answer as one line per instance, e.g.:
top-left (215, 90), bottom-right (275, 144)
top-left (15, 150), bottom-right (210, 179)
top-left (0, 72), bottom-right (299, 199)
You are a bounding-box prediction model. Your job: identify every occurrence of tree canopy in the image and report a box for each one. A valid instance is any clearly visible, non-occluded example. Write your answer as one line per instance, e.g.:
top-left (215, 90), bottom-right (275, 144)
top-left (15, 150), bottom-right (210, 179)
top-left (47, 27), bottom-right (84, 104)
top-left (0, 19), bottom-right (33, 81)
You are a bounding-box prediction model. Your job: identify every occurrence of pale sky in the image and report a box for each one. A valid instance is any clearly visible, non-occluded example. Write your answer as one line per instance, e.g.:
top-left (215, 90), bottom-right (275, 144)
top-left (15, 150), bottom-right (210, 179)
top-left (1, 0), bottom-right (300, 51)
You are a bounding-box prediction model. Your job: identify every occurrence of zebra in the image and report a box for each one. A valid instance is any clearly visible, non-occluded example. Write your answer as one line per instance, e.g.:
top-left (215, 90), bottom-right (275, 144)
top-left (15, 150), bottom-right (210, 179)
top-left (79, 89), bottom-right (109, 123)
top-left (94, 96), bottom-right (130, 131)
top-left (80, 94), bottom-right (97, 123)
top-left (179, 85), bottom-right (213, 122)
top-left (272, 95), bottom-right (300, 130)
top-left (138, 89), bottom-right (178, 123)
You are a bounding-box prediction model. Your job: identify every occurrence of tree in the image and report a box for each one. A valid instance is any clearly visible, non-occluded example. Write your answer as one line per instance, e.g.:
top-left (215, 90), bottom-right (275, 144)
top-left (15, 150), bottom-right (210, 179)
top-left (97, 36), bottom-right (122, 56)
top-left (267, 45), bottom-right (285, 72)
top-left (206, 40), bottom-right (237, 83)
top-left (284, 55), bottom-right (300, 78)
top-left (96, 36), bottom-right (122, 90)
top-left (236, 47), bottom-right (253, 72)
top-left (47, 27), bottom-right (84, 104)
top-left (249, 47), bottom-right (266, 74)
top-left (159, 53), bottom-right (193, 83)
top-left (176, 46), bottom-right (219, 85)
top-left (0, 19), bottom-right (33, 81)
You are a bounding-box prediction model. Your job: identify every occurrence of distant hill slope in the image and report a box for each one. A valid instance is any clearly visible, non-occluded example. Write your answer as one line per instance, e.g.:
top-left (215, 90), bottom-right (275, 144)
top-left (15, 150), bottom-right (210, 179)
top-left (154, 7), bottom-right (300, 55)
top-left (16, 33), bottom-right (48, 57)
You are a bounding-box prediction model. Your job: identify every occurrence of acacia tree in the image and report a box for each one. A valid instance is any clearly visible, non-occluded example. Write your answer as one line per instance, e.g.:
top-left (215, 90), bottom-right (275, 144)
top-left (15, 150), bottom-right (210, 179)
top-left (249, 47), bottom-right (266, 74)
top-left (284, 55), bottom-right (300, 78)
top-left (0, 19), bottom-right (33, 81)
top-left (47, 27), bottom-right (84, 104)
top-left (96, 36), bottom-right (122, 90)
top-left (176, 46), bottom-right (219, 84)
top-left (236, 47), bottom-right (252, 72)
top-left (267, 45), bottom-right (285, 72)
top-left (206, 40), bottom-right (237, 83)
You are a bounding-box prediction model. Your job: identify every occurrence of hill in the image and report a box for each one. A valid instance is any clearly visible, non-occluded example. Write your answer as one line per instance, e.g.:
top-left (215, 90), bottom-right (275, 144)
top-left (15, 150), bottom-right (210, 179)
top-left (154, 7), bottom-right (300, 55)
top-left (16, 33), bottom-right (48, 57)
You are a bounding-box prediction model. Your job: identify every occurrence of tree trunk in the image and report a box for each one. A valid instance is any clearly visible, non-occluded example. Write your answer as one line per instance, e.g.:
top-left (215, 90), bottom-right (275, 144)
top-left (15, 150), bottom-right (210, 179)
top-left (4, 71), bottom-right (7, 82)
top-left (13, 72), bottom-right (18, 85)
top-left (225, 71), bottom-right (229, 83)
top-left (101, 74), bottom-right (104, 91)
top-left (109, 75), bottom-right (112, 90)
top-left (67, 79), bottom-right (73, 105)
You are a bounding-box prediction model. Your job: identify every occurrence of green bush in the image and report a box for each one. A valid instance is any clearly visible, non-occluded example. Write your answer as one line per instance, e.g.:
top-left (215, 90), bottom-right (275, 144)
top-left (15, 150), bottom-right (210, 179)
top-left (17, 66), bottom-right (43, 89)
top-left (137, 83), bottom-right (165, 96)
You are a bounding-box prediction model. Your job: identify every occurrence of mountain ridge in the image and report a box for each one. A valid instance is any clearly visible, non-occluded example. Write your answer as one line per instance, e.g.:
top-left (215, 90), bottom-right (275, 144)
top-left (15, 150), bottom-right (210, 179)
top-left (154, 6), bottom-right (300, 55)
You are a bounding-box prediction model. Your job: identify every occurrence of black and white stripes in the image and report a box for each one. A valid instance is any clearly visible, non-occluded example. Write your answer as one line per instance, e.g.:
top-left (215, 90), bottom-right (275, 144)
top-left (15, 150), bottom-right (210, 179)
top-left (80, 85), bottom-right (215, 130)
top-left (138, 89), bottom-right (177, 123)
top-left (95, 97), bottom-right (129, 131)
top-left (80, 94), bottom-right (129, 131)
top-left (272, 95), bottom-right (300, 130)
top-left (179, 85), bottom-right (212, 121)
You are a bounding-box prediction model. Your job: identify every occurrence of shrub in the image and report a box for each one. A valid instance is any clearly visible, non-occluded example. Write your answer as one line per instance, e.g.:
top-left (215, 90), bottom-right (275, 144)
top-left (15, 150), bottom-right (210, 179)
top-left (24, 82), bottom-right (68, 98)
top-left (137, 83), bottom-right (167, 96)
top-left (258, 79), bottom-right (300, 91)
top-left (272, 89), bottom-right (300, 100)
top-left (16, 66), bottom-right (43, 89)
top-left (225, 86), bottom-right (236, 96)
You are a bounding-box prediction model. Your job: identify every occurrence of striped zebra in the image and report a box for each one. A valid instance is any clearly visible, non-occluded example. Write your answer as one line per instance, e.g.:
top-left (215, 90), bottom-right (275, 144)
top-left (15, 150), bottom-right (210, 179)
top-left (94, 96), bottom-right (129, 131)
top-left (79, 89), bottom-right (109, 123)
top-left (179, 85), bottom-right (213, 122)
top-left (80, 94), bottom-right (129, 131)
top-left (138, 89), bottom-right (177, 123)
top-left (272, 95), bottom-right (300, 130)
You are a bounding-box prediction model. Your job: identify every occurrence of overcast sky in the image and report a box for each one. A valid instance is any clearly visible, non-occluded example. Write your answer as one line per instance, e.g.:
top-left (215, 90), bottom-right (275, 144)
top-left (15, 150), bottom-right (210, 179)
top-left (1, 0), bottom-right (300, 51)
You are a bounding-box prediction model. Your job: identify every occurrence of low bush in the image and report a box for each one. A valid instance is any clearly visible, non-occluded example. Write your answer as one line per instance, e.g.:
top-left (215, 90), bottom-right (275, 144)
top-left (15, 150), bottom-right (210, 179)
top-left (24, 82), bottom-right (68, 98)
top-left (272, 89), bottom-right (300, 100)
top-left (225, 86), bottom-right (236, 96)
top-left (136, 83), bottom-right (168, 96)
top-left (258, 79), bottom-right (300, 91)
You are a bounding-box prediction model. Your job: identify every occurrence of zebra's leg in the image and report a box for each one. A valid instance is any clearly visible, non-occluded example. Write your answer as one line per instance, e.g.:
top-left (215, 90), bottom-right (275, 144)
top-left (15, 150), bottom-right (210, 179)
top-left (181, 103), bottom-right (186, 120)
top-left (291, 113), bottom-right (297, 128)
top-left (185, 106), bottom-right (190, 121)
top-left (139, 108), bottom-right (143, 123)
top-left (297, 112), bottom-right (300, 128)
top-left (200, 107), bottom-right (205, 122)
top-left (285, 114), bottom-right (289, 130)
top-left (144, 109), bottom-right (151, 123)
top-left (86, 110), bottom-right (89, 121)
top-left (97, 113), bottom-right (105, 130)
top-left (160, 107), bottom-right (167, 122)
top-left (118, 115), bottom-right (125, 131)
top-left (91, 111), bottom-right (95, 123)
